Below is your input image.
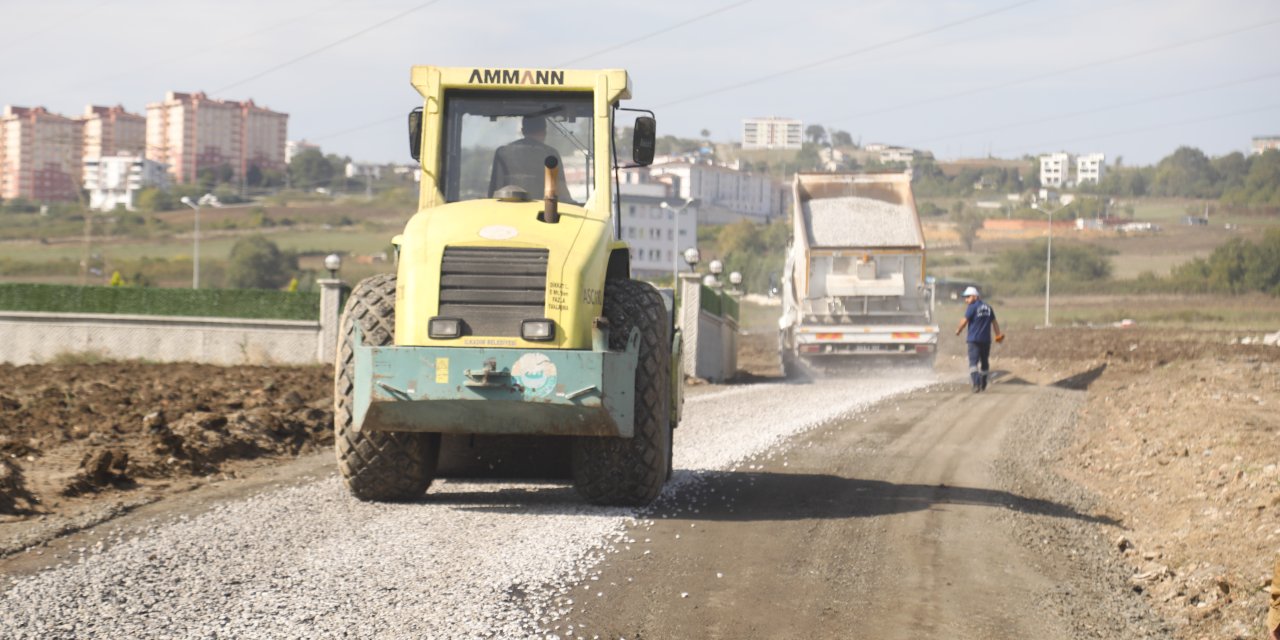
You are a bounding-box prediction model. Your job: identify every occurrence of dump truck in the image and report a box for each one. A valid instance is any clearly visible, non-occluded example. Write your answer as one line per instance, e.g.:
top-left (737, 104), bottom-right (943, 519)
top-left (778, 172), bottom-right (938, 376)
top-left (333, 66), bottom-right (681, 506)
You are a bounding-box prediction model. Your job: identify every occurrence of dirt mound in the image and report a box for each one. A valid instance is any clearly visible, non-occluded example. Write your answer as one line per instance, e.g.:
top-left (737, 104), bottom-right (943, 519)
top-left (0, 362), bottom-right (331, 520)
top-left (991, 327), bottom-right (1279, 639)
top-left (999, 326), bottom-right (1280, 366)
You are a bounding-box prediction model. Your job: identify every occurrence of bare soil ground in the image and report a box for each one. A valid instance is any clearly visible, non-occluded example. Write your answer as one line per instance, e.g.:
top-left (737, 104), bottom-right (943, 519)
top-left (733, 323), bottom-right (1280, 639)
top-left (990, 328), bottom-right (1280, 639)
top-left (0, 363), bottom-right (332, 555)
top-left (3, 322), bottom-right (1279, 638)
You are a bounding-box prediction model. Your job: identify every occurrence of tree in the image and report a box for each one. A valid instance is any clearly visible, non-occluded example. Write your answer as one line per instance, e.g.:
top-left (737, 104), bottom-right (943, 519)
top-left (831, 130), bottom-right (854, 146)
top-left (804, 124), bottom-right (826, 145)
top-left (225, 235), bottom-right (297, 290)
top-left (951, 202), bottom-right (983, 252)
top-left (710, 219), bottom-right (789, 294)
top-left (288, 148), bottom-right (336, 191)
top-left (794, 143), bottom-right (823, 171)
top-left (990, 240), bottom-right (1114, 294)
top-left (198, 163), bottom-right (235, 191)
top-left (1025, 157), bottom-right (1042, 191)
top-left (136, 188), bottom-right (175, 213)
top-left (1150, 146), bottom-right (1218, 198)
top-left (699, 128), bottom-right (710, 139)
top-left (1221, 149), bottom-right (1280, 210)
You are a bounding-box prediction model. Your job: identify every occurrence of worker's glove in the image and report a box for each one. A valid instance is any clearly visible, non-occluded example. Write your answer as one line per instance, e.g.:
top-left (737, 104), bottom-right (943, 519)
top-left (995, 333), bottom-right (1005, 344)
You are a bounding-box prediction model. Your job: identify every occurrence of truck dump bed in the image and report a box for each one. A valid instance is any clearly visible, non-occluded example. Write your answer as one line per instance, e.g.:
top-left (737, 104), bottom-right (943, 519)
top-left (797, 173), bottom-right (924, 249)
top-left (780, 173), bottom-right (937, 372)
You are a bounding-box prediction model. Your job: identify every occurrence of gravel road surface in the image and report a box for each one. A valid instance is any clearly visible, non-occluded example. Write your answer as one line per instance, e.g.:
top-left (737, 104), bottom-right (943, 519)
top-left (0, 372), bottom-right (933, 639)
top-left (565, 377), bottom-right (1163, 640)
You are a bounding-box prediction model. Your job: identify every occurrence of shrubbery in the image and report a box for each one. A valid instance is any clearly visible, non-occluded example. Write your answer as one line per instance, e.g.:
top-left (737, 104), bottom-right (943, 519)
top-left (1168, 229), bottom-right (1280, 295)
top-left (0, 283), bottom-right (319, 320)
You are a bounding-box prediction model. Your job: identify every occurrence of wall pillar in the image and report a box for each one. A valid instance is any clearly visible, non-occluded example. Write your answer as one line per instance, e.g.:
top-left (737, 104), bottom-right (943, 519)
top-left (317, 279), bottom-right (346, 364)
top-left (678, 273), bottom-right (702, 380)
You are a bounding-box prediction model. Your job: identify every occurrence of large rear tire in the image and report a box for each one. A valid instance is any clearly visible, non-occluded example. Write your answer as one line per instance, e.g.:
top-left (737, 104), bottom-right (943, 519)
top-left (334, 273), bottom-right (440, 501)
top-left (779, 329), bottom-right (799, 380)
top-left (571, 279), bottom-right (672, 506)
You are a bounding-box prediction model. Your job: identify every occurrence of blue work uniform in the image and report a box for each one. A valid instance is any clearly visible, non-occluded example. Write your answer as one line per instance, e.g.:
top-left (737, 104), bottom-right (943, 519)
top-left (964, 299), bottom-right (996, 390)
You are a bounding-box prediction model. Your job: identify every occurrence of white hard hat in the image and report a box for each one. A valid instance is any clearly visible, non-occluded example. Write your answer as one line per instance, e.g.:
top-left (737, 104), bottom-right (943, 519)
top-left (962, 286), bottom-right (980, 297)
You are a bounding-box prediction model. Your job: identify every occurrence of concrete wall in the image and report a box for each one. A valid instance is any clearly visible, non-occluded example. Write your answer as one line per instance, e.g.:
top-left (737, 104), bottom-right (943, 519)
top-left (678, 273), bottom-right (739, 383)
top-left (0, 280), bottom-right (345, 366)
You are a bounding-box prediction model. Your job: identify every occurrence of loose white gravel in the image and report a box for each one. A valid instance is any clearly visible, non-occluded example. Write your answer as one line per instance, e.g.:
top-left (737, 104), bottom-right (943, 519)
top-left (0, 373), bottom-right (933, 639)
top-left (803, 196), bottom-right (922, 248)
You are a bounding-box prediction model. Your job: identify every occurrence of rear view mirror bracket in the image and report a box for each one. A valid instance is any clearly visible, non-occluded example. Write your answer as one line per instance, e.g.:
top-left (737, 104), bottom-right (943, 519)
top-left (615, 107), bottom-right (656, 168)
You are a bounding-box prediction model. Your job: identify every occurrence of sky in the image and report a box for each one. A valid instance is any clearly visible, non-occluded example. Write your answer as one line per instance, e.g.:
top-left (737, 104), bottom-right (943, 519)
top-left (4, 0), bottom-right (1278, 166)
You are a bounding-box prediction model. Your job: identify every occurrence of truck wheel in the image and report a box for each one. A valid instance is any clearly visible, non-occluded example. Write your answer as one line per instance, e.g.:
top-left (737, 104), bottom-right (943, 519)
top-left (334, 273), bottom-right (440, 501)
top-left (779, 329), bottom-right (799, 379)
top-left (572, 279), bottom-right (671, 506)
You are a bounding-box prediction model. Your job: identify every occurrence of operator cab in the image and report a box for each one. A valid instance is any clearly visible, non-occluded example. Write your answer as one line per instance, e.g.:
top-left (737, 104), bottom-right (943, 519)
top-left (407, 85), bottom-right (656, 212)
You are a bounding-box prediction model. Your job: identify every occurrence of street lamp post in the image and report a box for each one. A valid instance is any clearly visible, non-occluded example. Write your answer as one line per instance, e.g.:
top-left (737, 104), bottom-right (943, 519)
top-left (180, 193), bottom-right (220, 289)
top-left (1033, 198), bottom-right (1062, 327)
top-left (660, 198), bottom-right (696, 285)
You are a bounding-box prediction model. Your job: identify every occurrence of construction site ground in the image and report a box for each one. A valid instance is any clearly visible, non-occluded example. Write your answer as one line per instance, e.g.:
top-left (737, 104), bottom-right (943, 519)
top-left (2, 317), bottom-right (1279, 637)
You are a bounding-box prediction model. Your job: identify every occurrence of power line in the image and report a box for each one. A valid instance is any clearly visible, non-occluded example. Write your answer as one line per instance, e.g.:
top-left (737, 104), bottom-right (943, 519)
top-left (0, 0), bottom-right (115, 55)
top-left (993, 102), bottom-right (1280, 155)
top-left (905, 69), bottom-right (1280, 148)
top-left (213, 0), bottom-right (447, 95)
top-left (95, 0), bottom-right (350, 89)
top-left (823, 15), bottom-right (1280, 126)
top-left (654, 0), bottom-right (1044, 109)
top-left (311, 114), bottom-right (403, 143)
top-left (555, 0), bottom-right (755, 67)
top-left (309, 1), bottom-right (755, 144)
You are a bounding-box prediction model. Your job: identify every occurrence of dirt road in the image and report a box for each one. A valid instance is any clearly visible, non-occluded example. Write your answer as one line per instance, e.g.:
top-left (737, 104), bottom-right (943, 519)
top-left (565, 378), bottom-right (1161, 640)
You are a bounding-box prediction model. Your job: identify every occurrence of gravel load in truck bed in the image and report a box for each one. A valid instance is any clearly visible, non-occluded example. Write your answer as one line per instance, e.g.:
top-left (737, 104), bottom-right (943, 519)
top-left (802, 196), bottom-right (922, 248)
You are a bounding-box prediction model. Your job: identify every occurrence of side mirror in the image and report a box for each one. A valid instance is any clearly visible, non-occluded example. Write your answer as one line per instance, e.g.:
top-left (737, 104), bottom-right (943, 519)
top-left (408, 107), bottom-right (423, 161)
top-left (632, 116), bottom-right (656, 166)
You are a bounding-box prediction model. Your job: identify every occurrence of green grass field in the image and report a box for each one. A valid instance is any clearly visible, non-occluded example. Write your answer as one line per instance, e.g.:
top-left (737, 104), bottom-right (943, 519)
top-left (961, 294), bottom-right (1280, 332)
top-left (0, 227), bottom-right (397, 263)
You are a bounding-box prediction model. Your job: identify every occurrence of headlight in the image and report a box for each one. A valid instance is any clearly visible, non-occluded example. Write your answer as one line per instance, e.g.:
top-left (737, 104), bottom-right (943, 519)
top-left (521, 319), bottom-right (555, 342)
top-left (429, 317), bottom-right (462, 339)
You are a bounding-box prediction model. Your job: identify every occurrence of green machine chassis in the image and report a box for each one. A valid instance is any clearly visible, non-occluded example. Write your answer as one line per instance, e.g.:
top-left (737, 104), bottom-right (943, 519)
top-left (352, 323), bottom-right (641, 437)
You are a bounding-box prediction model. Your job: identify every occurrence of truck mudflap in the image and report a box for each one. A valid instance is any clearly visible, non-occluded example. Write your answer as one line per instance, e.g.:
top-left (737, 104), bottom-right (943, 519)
top-left (795, 325), bottom-right (939, 356)
top-left (352, 324), bottom-right (639, 437)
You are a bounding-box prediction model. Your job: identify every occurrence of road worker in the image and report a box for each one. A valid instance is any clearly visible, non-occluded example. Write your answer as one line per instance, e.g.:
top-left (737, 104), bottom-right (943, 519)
top-left (954, 286), bottom-right (1003, 392)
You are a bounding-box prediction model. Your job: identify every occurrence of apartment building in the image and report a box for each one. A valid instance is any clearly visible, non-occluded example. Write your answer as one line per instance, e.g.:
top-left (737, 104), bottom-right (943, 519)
top-left (646, 160), bottom-right (783, 223)
top-left (241, 100), bottom-right (288, 180)
top-left (0, 106), bottom-right (83, 202)
top-left (1076, 153), bottom-right (1106, 185)
top-left (146, 91), bottom-right (287, 185)
top-left (80, 105), bottom-right (146, 160)
top-left (742, 117), bottom-right (802, 150)
top-left (1253, 135), bottom-right (1280, 155)
top-left (880, 146), bottom-right (919, 166)
top-left (617, 181), bottom-right (699, 279)
top-left (1039, 152), bottom-right (1070, 188)
top-left (83, 154), bottom-right (169, 211)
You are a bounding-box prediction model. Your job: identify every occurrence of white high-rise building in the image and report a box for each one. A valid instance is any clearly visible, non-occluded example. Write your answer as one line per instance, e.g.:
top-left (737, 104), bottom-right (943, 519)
top-left (618, 181), bottom-right (699, 279)
top-left (1039, 153), bottom-right (1070, 188)
top-left (742, 117), bottom-right (802, 150)
top-left (646, 160), bottom-right (784, 223)
top-left (1076, 153), bottom-right (1106, 185)
top-left (83, 154), bottom-right (169, 211)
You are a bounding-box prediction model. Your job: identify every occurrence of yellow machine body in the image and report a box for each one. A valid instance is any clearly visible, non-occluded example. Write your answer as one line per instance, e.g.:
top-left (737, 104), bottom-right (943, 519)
top-left (394, 66), bottom-right (633, 350)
